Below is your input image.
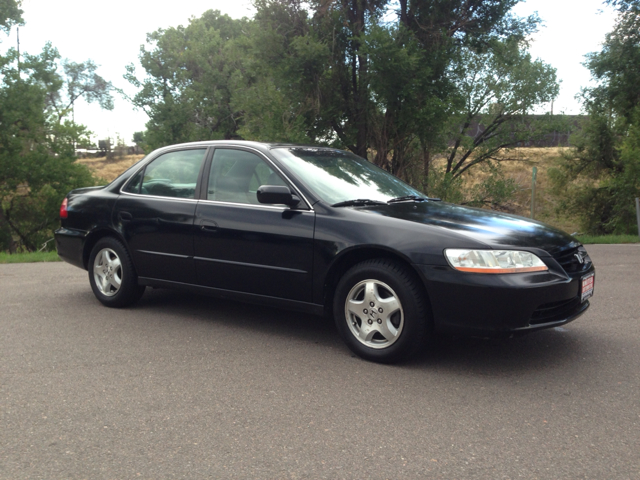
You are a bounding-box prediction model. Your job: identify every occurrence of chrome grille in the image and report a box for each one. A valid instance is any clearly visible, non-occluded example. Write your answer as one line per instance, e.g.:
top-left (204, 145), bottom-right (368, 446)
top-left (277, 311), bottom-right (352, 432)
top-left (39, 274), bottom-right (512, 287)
top-left (553, 246), bottom-right (591, 274)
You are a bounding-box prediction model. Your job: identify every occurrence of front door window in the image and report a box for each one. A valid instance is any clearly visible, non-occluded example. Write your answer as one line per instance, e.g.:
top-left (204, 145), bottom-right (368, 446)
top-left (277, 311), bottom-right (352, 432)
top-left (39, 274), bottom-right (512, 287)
top-left (207, 148), bottom-right (285, 204)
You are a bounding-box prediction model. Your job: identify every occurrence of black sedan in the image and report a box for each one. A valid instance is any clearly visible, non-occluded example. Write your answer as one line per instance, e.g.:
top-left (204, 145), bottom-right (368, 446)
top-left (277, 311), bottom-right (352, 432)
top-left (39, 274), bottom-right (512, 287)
top-left (55, 141), bottom-right (595, 363)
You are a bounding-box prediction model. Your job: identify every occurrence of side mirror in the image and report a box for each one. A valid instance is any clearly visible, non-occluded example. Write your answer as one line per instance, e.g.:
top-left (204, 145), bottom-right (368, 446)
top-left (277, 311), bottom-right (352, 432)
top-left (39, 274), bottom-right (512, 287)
top-left (257, 185), bottom-right (301, 207)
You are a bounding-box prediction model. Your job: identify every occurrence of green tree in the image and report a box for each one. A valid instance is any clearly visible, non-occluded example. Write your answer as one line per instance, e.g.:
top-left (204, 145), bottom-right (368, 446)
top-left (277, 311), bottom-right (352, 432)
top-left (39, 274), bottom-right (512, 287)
top-left (424, 37), bottom-right (561, 205)
top-left (605, 0), bottom-right (639, 11)
top-left (132, 131), bottom-right (148, 152)
top-left (60, 60), bottom-right (114, 121)
top-left (125, 10), bottom-right (249, 150)
top-left (0, 0), bottom-right (22, 35)
top-left (126, 0), bottom-right (554, 199)
top-left (550, 1), bottom-right (640, 234)
top-left (0, 0), bottom-right (21, 249)
top-left (0, 42), bottom-right (110, 251)
top-left (231, 0), bottom-right (329, 144)
top-left (443, 39), bottom-right (559, 179)
top-left (235, 0), bottom-right (541, 182)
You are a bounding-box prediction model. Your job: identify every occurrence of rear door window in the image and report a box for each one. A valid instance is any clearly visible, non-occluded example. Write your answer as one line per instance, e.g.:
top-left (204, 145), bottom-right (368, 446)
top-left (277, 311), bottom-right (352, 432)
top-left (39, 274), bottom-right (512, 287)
top-left (140, 149), bottom-right (206, 199)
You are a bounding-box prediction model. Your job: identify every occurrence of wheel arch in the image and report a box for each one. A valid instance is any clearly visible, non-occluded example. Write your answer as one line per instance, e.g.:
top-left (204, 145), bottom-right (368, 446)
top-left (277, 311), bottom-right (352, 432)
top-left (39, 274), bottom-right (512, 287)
top-left (82, 228), bottom-right (129, 270)
top-left (323, 246), bottom-right (433, 320)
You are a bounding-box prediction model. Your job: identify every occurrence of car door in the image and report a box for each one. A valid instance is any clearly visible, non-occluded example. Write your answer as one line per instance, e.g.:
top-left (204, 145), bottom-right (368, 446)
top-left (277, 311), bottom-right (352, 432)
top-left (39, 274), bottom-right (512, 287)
top-left (193, 147), bottom-right (315, 302)
top-left (115, 147), bottom-right (208, 284)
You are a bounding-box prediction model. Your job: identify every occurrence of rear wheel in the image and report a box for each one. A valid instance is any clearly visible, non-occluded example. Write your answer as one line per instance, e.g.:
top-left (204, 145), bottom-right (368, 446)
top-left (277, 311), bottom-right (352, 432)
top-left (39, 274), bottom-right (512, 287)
top-left (333, 259), bottom-right (429, 363)
top-left (88, 237), bottom-right (145, 308)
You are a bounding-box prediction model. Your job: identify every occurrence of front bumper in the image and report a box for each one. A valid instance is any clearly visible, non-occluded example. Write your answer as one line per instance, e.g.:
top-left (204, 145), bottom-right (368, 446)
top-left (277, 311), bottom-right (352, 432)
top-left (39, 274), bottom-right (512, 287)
top-left (417, 263), bottom-right (595, 336)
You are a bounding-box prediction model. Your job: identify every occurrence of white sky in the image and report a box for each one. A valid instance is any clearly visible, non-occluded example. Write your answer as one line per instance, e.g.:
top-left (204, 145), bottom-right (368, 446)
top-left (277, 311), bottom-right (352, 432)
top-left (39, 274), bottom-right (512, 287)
top-left (512, 0), bottom-right (617, 114)
top-left (1, 0), bottom-right (617, 145)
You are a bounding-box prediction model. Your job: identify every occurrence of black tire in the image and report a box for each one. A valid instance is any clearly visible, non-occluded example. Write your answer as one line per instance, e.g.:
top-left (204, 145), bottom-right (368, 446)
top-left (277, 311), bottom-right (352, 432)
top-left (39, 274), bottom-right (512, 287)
top-left (333, 258), bottom-right (430, 363)
top-left (88, 237), bottom-right (145, 308)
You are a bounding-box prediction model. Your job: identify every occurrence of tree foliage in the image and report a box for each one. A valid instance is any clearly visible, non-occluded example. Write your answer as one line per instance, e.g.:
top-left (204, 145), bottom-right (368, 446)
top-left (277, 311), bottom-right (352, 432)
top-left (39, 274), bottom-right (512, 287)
top-left (235, 0), bottom-right (548, 181)
top-left (443, 39), bottom-right (560, 178)
top-left (550, 1), bottom-right (640, 234)
top-left (128, 1), bottom-right (557, 194)
top-left (0, 39), bottom-right (112, 251)
top-left (604, 0), bottom-right (640, 12)
top-left (0, 0), bottom-right (22, 35)
top-left (124, 11), bottom-right (249, 150)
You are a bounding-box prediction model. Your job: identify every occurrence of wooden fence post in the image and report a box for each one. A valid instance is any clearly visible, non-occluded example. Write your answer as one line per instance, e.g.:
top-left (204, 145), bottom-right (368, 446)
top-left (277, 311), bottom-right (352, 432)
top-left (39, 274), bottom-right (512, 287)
top-left (530, 167), bottom-right (538, 219)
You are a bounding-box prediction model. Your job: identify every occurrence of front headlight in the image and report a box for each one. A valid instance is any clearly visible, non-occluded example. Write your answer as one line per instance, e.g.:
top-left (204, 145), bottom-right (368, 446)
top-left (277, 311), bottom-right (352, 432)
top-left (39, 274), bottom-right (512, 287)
top-left (444, 249), bottom-right (548, 274)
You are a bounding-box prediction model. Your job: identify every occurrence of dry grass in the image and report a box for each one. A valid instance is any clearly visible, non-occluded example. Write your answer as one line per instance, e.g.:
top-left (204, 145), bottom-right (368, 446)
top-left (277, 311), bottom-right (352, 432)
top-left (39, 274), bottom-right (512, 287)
top-left (431, 147), bottom-right (579, 233)
top-left (495, 148), bottom-right (580, 233)
top-left (78, 154), bottom-right (145, 183)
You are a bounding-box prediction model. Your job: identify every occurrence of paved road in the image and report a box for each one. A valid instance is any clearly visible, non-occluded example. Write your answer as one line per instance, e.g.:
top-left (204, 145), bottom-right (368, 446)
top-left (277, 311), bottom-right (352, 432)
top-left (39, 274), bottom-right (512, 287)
top-left (1, 245), bottom-right (638, 479)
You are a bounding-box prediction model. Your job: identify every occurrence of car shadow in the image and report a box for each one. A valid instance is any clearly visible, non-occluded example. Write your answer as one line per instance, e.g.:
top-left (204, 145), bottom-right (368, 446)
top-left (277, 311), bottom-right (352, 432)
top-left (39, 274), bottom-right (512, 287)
top-left (136, 287), bottom-right (342, 348)
top-left (405, 327), bottom-right (596, 376)
top-left (135, 287), bottom-right (595, 375)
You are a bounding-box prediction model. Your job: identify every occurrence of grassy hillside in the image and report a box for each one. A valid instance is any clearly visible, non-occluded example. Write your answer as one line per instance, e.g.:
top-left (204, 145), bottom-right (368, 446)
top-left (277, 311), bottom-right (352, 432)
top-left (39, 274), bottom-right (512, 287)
top-left (77, 154), bottom-right (146, 183)
top-left (457, 147), bottom-right (580, 234)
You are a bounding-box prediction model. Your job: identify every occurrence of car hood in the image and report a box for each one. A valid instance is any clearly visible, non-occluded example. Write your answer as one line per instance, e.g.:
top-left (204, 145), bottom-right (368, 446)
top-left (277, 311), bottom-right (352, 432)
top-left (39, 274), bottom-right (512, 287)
top-left (360, 201), bottom-right (579, 256)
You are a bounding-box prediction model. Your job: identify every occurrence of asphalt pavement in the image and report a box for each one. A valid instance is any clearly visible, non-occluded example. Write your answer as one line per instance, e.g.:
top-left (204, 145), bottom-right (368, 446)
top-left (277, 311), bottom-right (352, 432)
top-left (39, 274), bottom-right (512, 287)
top-left (0, 244), bottom-right (639, 479)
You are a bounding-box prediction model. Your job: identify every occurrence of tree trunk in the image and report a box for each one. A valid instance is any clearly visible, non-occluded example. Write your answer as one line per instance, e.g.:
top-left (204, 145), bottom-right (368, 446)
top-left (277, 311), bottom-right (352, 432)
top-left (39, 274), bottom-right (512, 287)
top-left (423, 147), bottom-right (431, 192)
top-left (0, 208), bottom-right (17, 253)
top-left (345, 0), bottom-right (368, 158)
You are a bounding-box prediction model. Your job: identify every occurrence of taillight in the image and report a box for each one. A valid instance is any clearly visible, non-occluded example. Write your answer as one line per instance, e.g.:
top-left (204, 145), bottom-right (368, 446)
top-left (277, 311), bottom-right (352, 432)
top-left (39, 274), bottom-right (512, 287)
top-left (60, 198), bottom-right (68, 219)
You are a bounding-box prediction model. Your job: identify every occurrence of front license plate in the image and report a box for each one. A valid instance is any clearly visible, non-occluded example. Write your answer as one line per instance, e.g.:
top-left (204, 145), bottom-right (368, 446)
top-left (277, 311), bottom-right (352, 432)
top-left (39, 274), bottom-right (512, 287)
top-left (581, 273), bottom-right (595, 302)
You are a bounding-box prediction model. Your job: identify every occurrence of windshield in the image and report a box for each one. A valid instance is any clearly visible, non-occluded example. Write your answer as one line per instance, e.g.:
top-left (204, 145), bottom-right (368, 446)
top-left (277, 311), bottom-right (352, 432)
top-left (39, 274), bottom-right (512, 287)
top-left (271, 147), bottom-right (423, 205)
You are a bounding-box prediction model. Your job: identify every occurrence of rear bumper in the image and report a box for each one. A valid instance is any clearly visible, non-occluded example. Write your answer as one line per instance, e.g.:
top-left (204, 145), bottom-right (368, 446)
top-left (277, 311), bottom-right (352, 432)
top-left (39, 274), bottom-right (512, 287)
top-left (417, 263), bottom-right (594, 336)
top-left (55, 228), bottom-right (86, 270)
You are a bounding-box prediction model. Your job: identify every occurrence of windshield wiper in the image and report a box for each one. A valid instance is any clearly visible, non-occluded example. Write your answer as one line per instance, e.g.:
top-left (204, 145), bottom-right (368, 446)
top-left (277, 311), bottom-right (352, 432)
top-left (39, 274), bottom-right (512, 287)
top-left (387, 195), bottom-right (429, 204)
top-left (332, 199), bottom-right (387, 207)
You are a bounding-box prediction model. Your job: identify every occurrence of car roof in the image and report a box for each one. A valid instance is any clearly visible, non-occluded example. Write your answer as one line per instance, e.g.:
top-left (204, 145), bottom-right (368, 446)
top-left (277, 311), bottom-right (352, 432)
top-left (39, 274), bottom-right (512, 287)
top-left (154, 140), bottom-right (343, 152)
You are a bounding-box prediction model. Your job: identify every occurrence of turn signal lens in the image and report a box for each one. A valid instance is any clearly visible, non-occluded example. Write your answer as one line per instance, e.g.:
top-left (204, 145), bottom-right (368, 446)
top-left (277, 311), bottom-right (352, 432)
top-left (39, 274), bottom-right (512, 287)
top-left (60, 198), bottom-right (68, 219)
top-left (444, 249), bottom-right (548, 274)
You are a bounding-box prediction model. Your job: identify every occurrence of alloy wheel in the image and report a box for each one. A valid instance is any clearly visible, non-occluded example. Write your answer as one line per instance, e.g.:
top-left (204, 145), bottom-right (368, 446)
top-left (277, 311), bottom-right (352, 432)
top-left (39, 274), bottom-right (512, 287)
top-left (344, 279), bottom-right (404, 349)
top-left (92, 248), bottom-right (122, 297)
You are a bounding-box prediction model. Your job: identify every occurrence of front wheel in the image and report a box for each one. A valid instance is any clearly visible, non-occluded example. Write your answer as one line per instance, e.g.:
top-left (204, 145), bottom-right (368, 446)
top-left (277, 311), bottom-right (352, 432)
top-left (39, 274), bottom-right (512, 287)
top-left (333, 259), bottom-right (430, 363)
top-left (88, 237), bottom-right (145, 308)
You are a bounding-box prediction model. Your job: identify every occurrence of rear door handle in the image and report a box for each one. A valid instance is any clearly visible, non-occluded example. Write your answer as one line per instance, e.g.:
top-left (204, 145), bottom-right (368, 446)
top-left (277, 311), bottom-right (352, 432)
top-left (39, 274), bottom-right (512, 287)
top-left (118, 211), bottom-right (133, 222)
